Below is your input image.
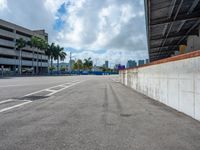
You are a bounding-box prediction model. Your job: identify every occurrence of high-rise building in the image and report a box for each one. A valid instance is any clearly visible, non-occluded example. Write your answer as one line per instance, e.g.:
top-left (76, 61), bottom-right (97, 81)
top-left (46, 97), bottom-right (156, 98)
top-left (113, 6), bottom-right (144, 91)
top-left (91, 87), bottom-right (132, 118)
top-left (126, 60), bottom-right (137, 68)
top-left (105, 60), bottom-right (109, 68)
top-left (0, 19), bottom-right (48, 75)
top-left (138, 60), bottom-right (145, 66)
top-left (145, 59), bottom-right (149, 64)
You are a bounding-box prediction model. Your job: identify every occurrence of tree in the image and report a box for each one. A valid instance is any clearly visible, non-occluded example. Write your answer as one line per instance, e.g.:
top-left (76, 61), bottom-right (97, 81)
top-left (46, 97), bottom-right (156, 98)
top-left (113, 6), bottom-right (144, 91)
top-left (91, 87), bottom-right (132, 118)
top-left (27, 36), bottom-right (48, 74)
top-left (54, 45), bottom-right (67, 73)
top-left (73, 62), bottom-right (78, 70)
top-left (45, 43), bottom-right (56, 74)
top-left (49, 66), bottom-right (55, 72)
top-left (39, 38), bottom-right (48, 51)
top-left (73, 59), bottom-right (83, 71)
top-left (15, 38), bottom-right (26, 75)
top-left (83, 57), bottom-right (93, 70)
top-left (17, 36), bottom-right (66, 75)
top-left (76, 59), bottom-right (83, 71)
top-left (60, 65), bottom-right (66, 72)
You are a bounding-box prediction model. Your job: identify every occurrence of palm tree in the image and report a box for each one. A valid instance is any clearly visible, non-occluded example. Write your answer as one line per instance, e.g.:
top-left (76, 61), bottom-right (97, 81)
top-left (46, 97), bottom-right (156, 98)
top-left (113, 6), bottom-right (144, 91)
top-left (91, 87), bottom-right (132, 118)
top-left (76, 59), bottom-right (83, 71)
top-left (73, 62), bottom-right (78, 70)
top-left (27, 37), bottom-right (36, 74)
top-left (28, 36), bottom-right (48, 75)
top-left (45, 43), bottom-right (56, 74)
top-left (54, 45), bottom-right (67, 73)
top-left (27, 36), bottom-right (39, 74)
top-left (38, 38), bottom-right (48, 73)
top-left (83, 57), bottom-right (93, 70)
top-left (15, 38), bottom-right (26, 75)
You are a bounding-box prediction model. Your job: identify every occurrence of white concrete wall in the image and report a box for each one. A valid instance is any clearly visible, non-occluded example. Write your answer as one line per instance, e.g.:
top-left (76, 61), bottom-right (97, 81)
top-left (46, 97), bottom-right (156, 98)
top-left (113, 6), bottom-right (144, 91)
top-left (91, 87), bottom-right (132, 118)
top-left (120, 56), bottom-right (200, 121)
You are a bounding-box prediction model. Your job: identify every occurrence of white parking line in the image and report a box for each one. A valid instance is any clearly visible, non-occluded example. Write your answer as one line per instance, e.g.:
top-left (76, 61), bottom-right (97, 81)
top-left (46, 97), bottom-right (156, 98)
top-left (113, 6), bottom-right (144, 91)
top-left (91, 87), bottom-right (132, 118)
top-left (0, 80), bottom-right (84, 113)
top-left (0, 81), bottom-right (79, 88)
top-left (24, 81), bottom-right (83, 97)
top-left (46, 82), bottom-right (82, 96)
top-left (0, 100), bottom-right (32, 113)
top-left (0, 99), bottom-right (14, 104)
top-left (45, 89), bottom-right (57, 92)
top-left (23, 83), bottom-right (69, 97)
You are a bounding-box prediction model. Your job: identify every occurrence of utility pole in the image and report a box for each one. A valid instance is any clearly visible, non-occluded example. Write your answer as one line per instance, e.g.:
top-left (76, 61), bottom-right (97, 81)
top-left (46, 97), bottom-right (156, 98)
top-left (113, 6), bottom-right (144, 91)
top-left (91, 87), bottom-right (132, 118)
top-left (69, 52), bottom-right (72, 75)
top-left (119, 52), bottom-right (122, 65)
top-left (68, 52), bottom-right (76, 75)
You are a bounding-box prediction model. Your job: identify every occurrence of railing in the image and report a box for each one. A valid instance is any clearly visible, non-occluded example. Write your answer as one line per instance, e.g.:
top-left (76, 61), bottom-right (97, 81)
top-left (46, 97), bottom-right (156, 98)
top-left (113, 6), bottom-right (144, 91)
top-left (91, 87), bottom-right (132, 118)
top-left (0, 47), bottom-right (17, 56)
top-left (0, 58), bottom-right (18, 65)
top-left (0, 29), bottom-right (15, 39)
top-left (0, 39), bottom-right (15, 47)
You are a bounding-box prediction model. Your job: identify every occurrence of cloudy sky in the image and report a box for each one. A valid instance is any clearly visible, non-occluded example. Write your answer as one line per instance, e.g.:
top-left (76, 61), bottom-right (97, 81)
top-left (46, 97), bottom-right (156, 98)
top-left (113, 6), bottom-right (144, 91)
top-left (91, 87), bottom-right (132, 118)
top-left (0, 0), bottom-right (148, 67)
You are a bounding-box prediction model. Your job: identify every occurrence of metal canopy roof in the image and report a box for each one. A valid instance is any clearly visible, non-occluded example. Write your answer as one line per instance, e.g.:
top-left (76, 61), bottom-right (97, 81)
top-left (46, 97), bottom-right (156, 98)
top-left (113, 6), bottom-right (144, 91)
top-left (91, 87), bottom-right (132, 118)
top-left (145, 0), bottom-right (200, 62)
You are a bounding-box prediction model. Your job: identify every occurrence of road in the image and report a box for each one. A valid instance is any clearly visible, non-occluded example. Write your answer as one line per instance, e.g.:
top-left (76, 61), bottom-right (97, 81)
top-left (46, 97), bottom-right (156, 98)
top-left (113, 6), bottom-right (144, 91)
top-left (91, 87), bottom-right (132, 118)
top-left (0, 75), bottom-right (200, 150)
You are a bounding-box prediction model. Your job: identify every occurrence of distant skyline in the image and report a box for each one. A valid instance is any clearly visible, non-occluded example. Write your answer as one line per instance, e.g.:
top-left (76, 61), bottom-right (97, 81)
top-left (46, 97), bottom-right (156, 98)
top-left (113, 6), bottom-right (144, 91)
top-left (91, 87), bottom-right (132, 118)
top-left (0, 0), bottom-right (148, 66)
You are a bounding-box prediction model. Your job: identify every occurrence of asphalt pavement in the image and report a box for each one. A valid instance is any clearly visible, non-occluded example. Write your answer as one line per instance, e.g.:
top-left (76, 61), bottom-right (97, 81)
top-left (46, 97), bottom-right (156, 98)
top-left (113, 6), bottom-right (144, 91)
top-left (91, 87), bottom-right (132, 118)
top-left (0, 75), bottom-right (200, 150)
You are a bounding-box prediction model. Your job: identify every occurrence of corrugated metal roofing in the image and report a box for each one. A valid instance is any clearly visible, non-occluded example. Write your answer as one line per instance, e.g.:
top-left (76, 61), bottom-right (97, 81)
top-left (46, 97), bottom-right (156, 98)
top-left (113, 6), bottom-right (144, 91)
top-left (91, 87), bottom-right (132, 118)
top-left (145, 0), bottom-right (200, 62)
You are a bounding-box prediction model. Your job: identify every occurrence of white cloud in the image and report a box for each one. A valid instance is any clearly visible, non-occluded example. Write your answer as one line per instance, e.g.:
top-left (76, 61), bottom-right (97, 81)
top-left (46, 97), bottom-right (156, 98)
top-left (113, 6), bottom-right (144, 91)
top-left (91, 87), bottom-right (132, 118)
top-left (44, 0), bottom-right (65, 15)
top-left (56, 0), bottom-right (147, 53)
top-left (0, 0), bottom-right (148, 65)
top-left (0, 0), bottom-right (64, 42)
top-left (0, 0), bottom-right (8, 11)
top-left (70, 49), bottom-right (148, 67)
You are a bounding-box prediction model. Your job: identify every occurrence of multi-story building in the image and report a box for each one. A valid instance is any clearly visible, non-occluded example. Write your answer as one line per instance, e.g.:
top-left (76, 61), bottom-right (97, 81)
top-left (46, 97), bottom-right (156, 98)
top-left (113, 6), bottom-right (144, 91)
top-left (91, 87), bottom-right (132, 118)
top-left (145, 59), bottom-right (149, 64)
top-left (0, 19), bottom-right (48, 75)
top-left (104, 60), bottom-right (109, 68)
top-left (138, 60), bottom-right (145, 66)
top-left (126, 60), bottom-right (137, 68)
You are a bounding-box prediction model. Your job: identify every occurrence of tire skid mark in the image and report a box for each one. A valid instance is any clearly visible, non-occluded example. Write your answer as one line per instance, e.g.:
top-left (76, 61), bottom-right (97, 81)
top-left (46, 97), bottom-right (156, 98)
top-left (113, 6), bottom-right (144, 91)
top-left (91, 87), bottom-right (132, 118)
top-left (102, 84), bottom-right (109, 127)
top-left (109, 84), bottom-right (123, 114)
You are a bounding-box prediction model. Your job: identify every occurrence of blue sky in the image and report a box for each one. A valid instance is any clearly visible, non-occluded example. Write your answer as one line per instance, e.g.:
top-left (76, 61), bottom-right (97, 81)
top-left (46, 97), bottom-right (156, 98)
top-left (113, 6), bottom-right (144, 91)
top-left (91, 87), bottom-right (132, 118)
top-left (0, 0), bottom-right (148, 67)
top-left (53, 3), bottom-right (66, 31)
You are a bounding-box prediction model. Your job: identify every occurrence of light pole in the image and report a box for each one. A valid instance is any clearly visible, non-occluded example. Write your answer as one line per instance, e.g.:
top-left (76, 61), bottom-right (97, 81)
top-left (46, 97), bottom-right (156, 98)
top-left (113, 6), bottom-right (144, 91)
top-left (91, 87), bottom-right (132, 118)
top-left (69, 52), bottom-right (72, 75)
top-left (69, 52), bottom-right (76, 75)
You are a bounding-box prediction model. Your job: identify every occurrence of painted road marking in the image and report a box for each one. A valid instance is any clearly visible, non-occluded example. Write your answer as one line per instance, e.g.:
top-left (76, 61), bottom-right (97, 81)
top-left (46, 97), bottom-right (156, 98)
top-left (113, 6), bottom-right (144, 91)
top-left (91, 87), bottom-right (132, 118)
top-left (0, 80), bottom-right (80, 88)
top-left (24, 81), bottom-right (83, 97)
top-left (0, 80), bottom-right (84, 113)
top-left (46, 82), bottom-right (82, 96)
top-left (45, 89), bottom-right (57, 92)
top-left (0, 100), bottom-right (32, 113)
top-left (0, 99), bottom-right (14, 104)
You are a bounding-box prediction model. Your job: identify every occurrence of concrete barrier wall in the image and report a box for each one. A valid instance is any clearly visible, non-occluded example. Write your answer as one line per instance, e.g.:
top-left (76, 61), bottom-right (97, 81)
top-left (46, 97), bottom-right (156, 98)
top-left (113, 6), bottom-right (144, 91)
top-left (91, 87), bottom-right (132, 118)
top-left (120, 51), bottom-right (200, 121)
